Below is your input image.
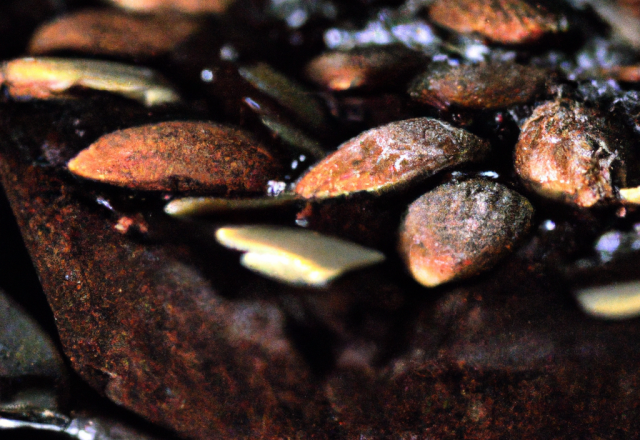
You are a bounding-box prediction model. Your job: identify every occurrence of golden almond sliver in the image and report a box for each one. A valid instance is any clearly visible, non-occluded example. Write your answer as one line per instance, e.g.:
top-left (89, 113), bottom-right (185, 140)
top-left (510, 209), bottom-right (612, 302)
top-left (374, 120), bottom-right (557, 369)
top-left (165, 195), bottom-right (300, 217)
top-left (619, 186), bottom-right (640, 204)
top-left (0, 57), bottom-right (181, 106)
top-left (575, 281), bottom-right (640, 320)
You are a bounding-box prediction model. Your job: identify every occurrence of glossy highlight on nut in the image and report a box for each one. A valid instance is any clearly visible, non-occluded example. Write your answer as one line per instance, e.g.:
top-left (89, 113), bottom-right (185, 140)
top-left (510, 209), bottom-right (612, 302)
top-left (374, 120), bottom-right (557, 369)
top-left (68, 121), bottom-right (283, 193)
top-left (295, 117), bottom-right (491, 199)
top-left (0, 57), bottom-right (180, 106)
top-left (215, 225), bottom-right (386, 286)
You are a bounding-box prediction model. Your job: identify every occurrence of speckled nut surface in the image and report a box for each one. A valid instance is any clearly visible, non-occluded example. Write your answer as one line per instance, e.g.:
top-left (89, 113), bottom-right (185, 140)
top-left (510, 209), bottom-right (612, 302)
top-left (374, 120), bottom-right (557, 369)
top-left (515, 99), bottom-right (633, 207)
top-left (28, 9), bottom-right (202, 59)
top-left (295, 117), bottom-right (490, 199)
top-left (409, 62), bottom-right (549, 110)
top-left (429, 0), bottom-right (568, 44)
top-left (68, 121), bottom-right (283, 193)
top-left (399, 178), bottom-right (534, 287)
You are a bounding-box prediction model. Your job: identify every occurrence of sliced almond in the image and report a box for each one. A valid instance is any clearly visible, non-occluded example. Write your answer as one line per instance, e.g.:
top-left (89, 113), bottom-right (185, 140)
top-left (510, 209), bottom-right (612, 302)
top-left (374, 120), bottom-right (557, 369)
top-left (0, 57), bottom-right (180, 106)
top-left (165, 195), bottom-right (299, 217)
top-left (575, 281), bottom-right (640, 320)
top-left (215, 226), bottom-right (385, 287)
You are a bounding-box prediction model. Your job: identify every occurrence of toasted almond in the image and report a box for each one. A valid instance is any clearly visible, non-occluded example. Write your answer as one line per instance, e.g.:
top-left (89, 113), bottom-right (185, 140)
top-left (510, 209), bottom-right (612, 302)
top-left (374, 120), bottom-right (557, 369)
top-left (305, 45), bottom-right (424, 91)
top-left (429, 0), bottom-right (568, 44)
top-left (515, 99), bottom-right (634, 208)
top-left (409, 62), bottom-right (549, 110)
top-left (28, 9), bottom-right (202, 59)
top-left (399, 179), bottom-right (534, 287)
top-left (68, 121), bottom-right (283, 193)
top-left (295, 118), bottom-right (490, 199)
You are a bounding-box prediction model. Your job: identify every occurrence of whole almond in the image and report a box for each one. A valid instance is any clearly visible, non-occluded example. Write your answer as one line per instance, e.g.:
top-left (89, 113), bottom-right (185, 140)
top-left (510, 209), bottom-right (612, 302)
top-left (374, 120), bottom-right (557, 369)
top-left (295, 118), bottom-right (490, 199)
top-left (409, 62), bottom-right (549, 110)
top-left (399, 179), bottom-right (534, 287)
top-left (429, 0), bottom-right (568, 44)
top-left (28, 10), bottom-right (202, 59)
top-left (68, 121), bottom-right (283, 193)
top-left (515, 99), bottom-right (634, 207)
top-left (304, 45), bottom-right (424, 91)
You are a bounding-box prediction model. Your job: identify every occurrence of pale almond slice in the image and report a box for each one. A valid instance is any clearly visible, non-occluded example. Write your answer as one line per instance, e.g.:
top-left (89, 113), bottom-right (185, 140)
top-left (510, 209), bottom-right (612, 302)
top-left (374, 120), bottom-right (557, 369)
top-left (619, 186), bottom-right (640, 204)
top-left (575, 281), bottom-right (640, 320)
top-left (0, 57), bottom-right (180, 106)
top-left (215, 225), bottom-right (385, 287)
top-left (165, 195), bottom-right (299, 217)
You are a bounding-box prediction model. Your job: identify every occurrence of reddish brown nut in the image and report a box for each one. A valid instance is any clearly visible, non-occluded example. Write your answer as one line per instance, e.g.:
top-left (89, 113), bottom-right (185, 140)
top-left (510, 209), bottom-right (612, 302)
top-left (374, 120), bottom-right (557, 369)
top-left (515, 99), bottom-right (633, 208)
top-left (304, 45), bottom-right (424, 91)
top-left (619, 0), bottom-right (640, 17)
top-left (294, 117), bottom-right (490, 199)
top-left (28, 9), bottom-right (202, 59)
top-left (399, 178), bottom-right (534, 287)
top-left (408, 62), bottom-right (549, 110)
top-left (428, 0), bottom-right (568, 45)
top-left (68, 121), bottom-right (283, 193)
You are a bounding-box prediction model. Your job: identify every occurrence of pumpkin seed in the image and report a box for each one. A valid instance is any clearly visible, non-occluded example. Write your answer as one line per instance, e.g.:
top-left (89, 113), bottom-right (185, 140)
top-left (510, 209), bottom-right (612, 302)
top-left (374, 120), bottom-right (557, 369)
top-left (238, 63), bottom-right (327, 132)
